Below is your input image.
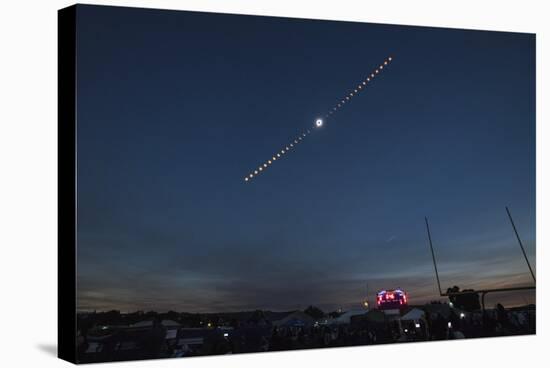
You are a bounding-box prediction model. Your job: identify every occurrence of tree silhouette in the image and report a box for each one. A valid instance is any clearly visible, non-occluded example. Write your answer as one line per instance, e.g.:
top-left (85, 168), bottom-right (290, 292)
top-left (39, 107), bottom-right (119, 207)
top-left (447, 286), bottom-right (481, 311)
top-left (303, 305), bottom-right (325, 319)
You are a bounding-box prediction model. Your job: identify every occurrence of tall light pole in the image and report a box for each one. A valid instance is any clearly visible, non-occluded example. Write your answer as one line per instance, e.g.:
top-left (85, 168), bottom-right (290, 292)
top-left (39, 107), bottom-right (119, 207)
top-left (506, 206), bottom-right (536, 283)
top-left (425, 217), bottom-right (443, 296)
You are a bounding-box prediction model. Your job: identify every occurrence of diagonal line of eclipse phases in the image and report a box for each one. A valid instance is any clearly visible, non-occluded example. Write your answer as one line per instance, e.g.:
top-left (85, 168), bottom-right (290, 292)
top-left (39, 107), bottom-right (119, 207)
top-left (244, 56), bottom-right (393, 182)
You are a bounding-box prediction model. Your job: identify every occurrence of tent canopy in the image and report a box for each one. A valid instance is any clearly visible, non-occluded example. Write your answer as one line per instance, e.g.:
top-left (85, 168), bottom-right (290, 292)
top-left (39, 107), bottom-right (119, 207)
top-left (273, 311), bottom-right (314, 327)
top-left (331, 310), bottom-right (367, 325)
top-left (401, 308), bottom-right (425, 321)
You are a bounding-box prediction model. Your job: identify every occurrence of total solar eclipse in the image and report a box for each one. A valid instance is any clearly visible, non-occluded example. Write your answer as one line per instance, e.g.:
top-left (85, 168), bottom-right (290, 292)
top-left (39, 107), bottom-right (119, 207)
top-left (244, 56), bottom-right (393, 182)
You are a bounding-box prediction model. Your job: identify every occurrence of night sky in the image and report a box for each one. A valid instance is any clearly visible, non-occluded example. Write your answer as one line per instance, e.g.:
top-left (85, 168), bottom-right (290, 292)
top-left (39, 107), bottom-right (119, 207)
top-left (75, 5), bottom-right (535, 313)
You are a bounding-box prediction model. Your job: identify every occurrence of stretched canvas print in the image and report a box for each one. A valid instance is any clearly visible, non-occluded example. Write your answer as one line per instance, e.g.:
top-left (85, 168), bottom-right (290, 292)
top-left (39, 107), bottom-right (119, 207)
top-left (58, 4), bottom-right (536, 364)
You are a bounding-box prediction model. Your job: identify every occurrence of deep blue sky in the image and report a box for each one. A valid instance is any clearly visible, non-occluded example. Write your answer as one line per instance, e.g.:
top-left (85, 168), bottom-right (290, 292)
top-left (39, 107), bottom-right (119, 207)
top-left (76, 5), bottom-right (535, 312)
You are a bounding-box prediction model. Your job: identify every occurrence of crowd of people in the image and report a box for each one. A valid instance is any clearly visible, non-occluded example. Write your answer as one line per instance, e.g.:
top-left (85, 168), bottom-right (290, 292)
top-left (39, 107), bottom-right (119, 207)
top-left (227, 305), bottom-right (535, 354)
top-left (76, 303), bottom-right (535, 362)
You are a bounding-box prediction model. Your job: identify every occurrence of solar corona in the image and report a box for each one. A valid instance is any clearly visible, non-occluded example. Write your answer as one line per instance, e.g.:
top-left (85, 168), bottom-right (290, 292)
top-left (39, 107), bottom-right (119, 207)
top-left (244, 56), bottom-right (393, 182)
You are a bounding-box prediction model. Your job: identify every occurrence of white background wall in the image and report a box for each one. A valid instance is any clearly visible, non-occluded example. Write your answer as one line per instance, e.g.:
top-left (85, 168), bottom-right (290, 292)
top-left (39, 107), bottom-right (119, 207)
top-left (0, 0), bottom-right (548, 367)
